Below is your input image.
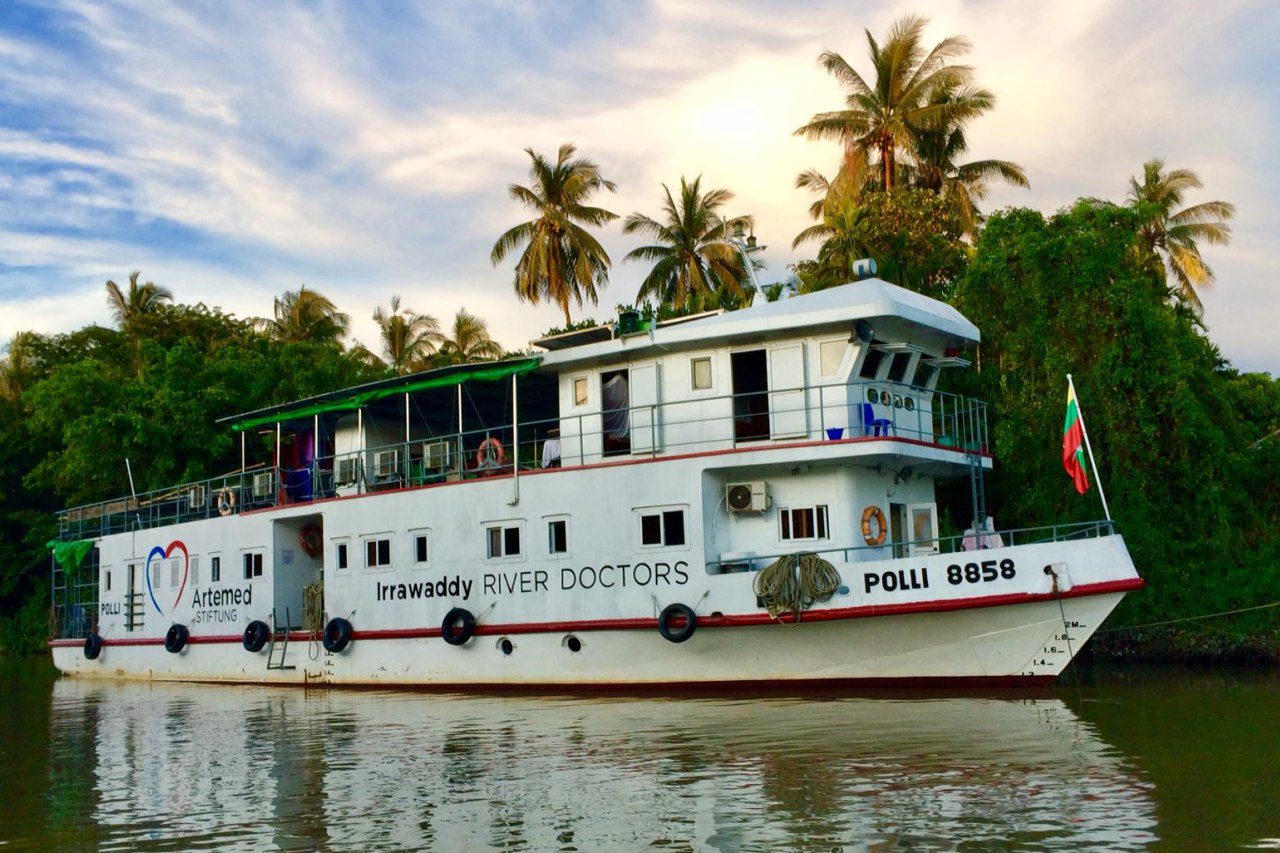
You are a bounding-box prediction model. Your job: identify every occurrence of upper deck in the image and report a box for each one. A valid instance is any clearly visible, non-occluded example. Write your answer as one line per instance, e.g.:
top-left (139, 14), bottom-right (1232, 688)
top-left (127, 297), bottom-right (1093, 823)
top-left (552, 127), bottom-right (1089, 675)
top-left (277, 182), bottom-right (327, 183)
top-left (55, 279), bottom-right (990, 541)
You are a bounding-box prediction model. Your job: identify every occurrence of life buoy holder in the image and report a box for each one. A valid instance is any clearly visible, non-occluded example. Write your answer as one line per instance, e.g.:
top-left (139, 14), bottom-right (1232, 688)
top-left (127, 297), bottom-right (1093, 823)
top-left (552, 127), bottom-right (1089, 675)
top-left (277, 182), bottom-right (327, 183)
top-left (442, 608), bottom-right (476, 646)
top-left (323, 617), bottom-right (353, 654)
top-left (243, 620), bottom-right (271, 653)
top-left (657, 603), bottom-right (697, 644)
top-left (83, 632), bottom-right (103, 660)
top-left (216, 488), bottom-right (236, 517)
top-left (164, 624), bottom-right (189, 654)
top-left (299, 524), bottom-right (323, 558)
top-left (861, 505), bottom-right (888, 546)
top-left (475, 437), bottom-right (506, 471)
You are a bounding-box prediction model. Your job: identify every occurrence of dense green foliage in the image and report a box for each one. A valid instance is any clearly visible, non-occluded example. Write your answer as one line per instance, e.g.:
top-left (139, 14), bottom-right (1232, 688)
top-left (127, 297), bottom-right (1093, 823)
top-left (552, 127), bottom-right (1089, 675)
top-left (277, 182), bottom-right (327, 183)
top-left (944, 201), bottom-right (1280, 647)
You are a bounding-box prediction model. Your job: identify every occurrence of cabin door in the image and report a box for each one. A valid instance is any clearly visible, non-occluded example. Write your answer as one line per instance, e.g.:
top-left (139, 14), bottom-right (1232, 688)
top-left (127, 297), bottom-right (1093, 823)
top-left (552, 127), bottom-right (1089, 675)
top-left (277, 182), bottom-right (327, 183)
top-left (629, 363), bottom-right (662, 454)
top-left (730, 350), bottom-right (770, 442)
top-left (767, 343), bottom-right (808, 439)
top-left (907, 503), bottom-right (940, 556)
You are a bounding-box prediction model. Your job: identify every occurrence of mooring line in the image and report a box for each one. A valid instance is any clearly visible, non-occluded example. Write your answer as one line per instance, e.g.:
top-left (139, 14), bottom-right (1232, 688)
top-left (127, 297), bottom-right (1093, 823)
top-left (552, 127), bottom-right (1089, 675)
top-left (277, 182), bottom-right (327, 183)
top-left (1095, 600), bottom-right (1280, 635)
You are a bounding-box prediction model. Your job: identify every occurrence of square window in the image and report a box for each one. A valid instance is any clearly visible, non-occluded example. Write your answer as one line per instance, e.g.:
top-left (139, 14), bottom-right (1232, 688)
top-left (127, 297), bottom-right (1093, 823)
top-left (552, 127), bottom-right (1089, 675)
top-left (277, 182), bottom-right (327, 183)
top-left (243, 553), bottom-right (263, 579)
top-left (662, 510), bottom-right (686, 546)
top-left (781, 506), bottom-right (829, 541)
top-left (548, 519), bottom-right (568, 554)
top-left (415, 534), bottom-right (429, 563)
top-left (573, 377), bottom-right (589, 407)
top-left (487, 525), bottom-right (522, 559)
top-left (365, 539), bottom-right (392, 568)
top-left (211, 556), bottom-right (221, 583)
top-left (819, 340), bottom-right (847, 377)
top-left (640, 514), bottom-right (662, 546)
top-left (336, 543), bottom-right (348, 570)
top-left (691, 357), bottom-right (712, 390)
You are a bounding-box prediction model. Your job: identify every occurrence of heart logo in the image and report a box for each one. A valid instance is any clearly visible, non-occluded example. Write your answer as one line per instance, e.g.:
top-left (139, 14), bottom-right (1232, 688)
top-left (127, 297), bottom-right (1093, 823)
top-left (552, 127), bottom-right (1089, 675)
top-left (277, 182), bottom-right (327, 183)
top-left (145, 540), bottom-right (189, 616)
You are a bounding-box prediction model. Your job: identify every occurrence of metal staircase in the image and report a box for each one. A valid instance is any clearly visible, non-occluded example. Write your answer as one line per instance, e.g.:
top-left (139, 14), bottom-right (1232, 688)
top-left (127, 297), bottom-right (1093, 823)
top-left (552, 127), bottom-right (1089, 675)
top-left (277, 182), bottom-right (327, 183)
top-left (266, 607), bottom-right (296, 670)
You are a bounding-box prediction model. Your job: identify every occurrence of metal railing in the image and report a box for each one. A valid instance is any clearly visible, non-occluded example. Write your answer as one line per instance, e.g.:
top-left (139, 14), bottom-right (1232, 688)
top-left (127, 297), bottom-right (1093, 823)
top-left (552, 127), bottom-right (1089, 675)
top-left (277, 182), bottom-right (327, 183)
top-left (55, 379), bottom-right (988, 540)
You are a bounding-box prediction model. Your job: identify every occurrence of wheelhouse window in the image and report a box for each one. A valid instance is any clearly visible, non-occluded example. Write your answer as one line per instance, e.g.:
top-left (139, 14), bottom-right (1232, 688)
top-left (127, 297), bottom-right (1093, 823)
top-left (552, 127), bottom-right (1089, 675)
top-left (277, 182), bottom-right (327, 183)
top-left (887, 352), bottom-right (912, 383)
top-left (690, 357), bottom-right (712, 390)
top-left (365, 538), bottom-right (392, 568)
top-left (639, 508), bottom-right (687, 548)
top-left (859, 348), bottom-right (886, 379)
top-left (487, 524), bottom-right (522, 559)
top-left (819, 340), bottom-right (848, 378)
top-left (547, 519), bottom-right (568, 555)
top-left (243, 552), bottom-right (263, 579)
top-left (780, 505), bottom-right (829, 541)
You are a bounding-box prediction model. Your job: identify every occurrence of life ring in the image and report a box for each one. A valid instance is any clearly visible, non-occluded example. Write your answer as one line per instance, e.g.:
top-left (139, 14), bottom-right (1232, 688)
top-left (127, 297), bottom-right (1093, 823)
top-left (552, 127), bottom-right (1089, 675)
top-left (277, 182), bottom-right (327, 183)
top-left (299, 524), bottom-right (323, 558)
top-left (861, 506), bottom-right (888, 546)
top-left (243, 620), bottom-right (271, 653)
top-left (164, 624), bottom-right (190, 654)
top-left (657, 603), bottom-right (697, 644)
top-left (322, 617), bottom-right (353, 654)
top-left (441, 607), bottom-right (476, 646)
top-left (83, 632), bottom-right (103, 660)
top-left (475, 437), bottom-right (506, 471)
top-left (216, 488), bottom-right (236, 517)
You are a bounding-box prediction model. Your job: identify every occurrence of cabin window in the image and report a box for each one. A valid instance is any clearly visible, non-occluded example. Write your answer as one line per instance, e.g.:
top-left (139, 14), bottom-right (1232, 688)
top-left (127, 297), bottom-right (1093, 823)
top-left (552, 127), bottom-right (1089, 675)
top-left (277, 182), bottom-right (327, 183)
top-left (639, 508), bottom-right (686, 548)
top-left (859, 348), bottom-right (885, 379)
top-left (243, 552), bottom-right (263, 579)
top-left (335, 542), bottom-right (349, 571)
top-left (105, 569), bottom-right (111, 592)
top-left (690, 357), bottom-right (712, 390)
top-left (547, 519), bottom-right (568, 555)
top-left (887, 352), bottom-right (912, 383)
top-left (573, 377), bottom-right (589, 407)
top-left (414, 532), bottom-right (429, 564)
top-left (190, 556), bottom-right (200, 586)
top-left (151, 562), bottom-right (160, 590)
top-left (819, 340), bottom-right (848, 377)
top-left (916, 363), bottom-right (938, 389)
top-left (170, 557), bottom-right (180, 587)
top-left (211, 556), bottom-right (221, 583)
top-left (487, 524), bottom-right (522, 559)
top-left (365, 538), bottom-right (392, 568)
top-left (780, 505), bottom-right (829, 541)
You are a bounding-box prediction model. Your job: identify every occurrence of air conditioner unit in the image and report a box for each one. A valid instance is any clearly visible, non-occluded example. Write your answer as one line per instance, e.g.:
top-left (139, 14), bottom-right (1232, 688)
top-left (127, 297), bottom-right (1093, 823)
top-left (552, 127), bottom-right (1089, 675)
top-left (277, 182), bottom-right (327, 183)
top-left (252, 472), bottom-right (274, 497)
top-left (373, 449), bottom-right (400, 479)
top-left (726, 481), bottom-right (768, 512)
top-left (187, 484), bottom-right (207, 509)
top-left (335, 457), bottom-right (359, 486)
top-left (422, 441), bottom-right (452, 471)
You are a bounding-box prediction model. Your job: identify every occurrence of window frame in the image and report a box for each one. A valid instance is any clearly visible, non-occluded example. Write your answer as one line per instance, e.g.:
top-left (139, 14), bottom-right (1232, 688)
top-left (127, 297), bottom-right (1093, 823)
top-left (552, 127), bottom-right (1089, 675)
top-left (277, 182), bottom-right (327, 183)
top-left (546, 516), bottom-right (570, 557)
top-left (635, 505), bottom-right (690, 550)
top-left (241, 551), bottom-right (264, 580)
top-left (332, 538), bottom-right (350, 573)
top-left (410, 528), bottom-right (431, 569)
top-left (210, 553), bottom-right (222, 584)
top-left (363, 534), bottom-right (394, 570)
top-left (571, 375), bottom-right (590, 408)
top-left (779, 504), bottom-right (830, 542)
top-left (484, 520), bottom-right (526, 562)
top-left (817, 338), bottom-right (852, 379)
top-left (689, 355), bottom-right (714, 393)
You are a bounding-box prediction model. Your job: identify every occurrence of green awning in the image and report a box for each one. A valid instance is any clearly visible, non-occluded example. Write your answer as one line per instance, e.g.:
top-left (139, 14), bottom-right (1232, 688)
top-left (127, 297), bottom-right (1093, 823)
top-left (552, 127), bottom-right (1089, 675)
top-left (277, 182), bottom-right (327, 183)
top-left (47, 539), bottom-right (94, 578)
top-left (228, 357), bottom-right (542, 431)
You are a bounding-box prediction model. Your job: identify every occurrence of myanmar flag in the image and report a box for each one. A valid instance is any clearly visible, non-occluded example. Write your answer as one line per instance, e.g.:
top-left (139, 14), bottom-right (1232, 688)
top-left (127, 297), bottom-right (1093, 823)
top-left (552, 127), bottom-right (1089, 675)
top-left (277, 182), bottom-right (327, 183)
top-left (1062, 384), bottom-right (1090, 494)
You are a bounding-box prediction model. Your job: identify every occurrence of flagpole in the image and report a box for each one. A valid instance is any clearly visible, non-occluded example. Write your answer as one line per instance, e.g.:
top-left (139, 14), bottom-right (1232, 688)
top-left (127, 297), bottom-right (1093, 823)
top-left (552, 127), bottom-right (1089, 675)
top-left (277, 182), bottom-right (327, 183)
top-left (1067, 373), bottom-right (1111, 523)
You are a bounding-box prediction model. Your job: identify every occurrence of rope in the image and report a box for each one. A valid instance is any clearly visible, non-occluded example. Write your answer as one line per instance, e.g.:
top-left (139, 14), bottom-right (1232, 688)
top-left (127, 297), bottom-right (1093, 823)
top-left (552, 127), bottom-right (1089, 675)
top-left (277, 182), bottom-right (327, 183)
top-left (1096, 599), bottom-right (1280, 635)
top-left (753, 552), bottom-right (841, 623)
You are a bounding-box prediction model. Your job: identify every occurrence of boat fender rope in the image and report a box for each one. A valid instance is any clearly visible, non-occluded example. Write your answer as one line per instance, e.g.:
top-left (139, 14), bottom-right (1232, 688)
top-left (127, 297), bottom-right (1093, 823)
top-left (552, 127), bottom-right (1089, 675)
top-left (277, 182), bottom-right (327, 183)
top-left (657, 603), bottom-right (697, 643)
top-left (322, 617), bottom-right (353, 654)
top-left (753, 553), bottom-right (841, 623)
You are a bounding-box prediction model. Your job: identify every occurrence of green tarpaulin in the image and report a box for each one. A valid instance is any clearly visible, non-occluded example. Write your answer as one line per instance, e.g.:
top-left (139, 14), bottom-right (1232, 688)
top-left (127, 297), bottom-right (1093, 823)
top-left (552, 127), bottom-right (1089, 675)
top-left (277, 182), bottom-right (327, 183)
top-left (229, 358), bottom-right (541, 431)
top-left (47, 539), bottom-right (94, 578)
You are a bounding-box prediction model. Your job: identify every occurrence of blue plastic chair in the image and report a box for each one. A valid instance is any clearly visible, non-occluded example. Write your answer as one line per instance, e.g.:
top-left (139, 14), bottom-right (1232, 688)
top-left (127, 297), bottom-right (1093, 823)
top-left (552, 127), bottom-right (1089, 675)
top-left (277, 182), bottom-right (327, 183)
top-left (861, 402), bottom-right (893, 436)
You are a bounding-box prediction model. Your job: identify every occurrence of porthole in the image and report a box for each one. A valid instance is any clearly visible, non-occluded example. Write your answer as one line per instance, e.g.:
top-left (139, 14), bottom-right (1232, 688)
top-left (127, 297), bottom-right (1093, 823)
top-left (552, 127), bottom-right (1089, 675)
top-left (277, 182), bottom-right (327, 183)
top-left (564, 635), bottom-right (583, 653)
top-left (904, 398), bottom-right (915, 412)
top-left (866, 388), bottom-right (878, 403)
top-left (498, 637), bottom-right (515, 656)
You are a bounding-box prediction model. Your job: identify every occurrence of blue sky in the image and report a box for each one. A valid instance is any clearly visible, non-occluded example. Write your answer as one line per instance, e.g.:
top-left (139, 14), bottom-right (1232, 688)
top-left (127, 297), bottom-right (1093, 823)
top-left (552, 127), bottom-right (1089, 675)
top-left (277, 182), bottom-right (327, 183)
top-left (1, 0), bottom-right (1277, 372)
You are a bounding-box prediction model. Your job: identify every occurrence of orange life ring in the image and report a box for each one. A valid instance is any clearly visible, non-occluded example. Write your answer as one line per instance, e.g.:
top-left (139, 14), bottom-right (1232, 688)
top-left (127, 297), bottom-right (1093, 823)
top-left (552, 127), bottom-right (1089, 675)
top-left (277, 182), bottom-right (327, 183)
top-left (861, 505), bottom-right (887, 546)
top-left (475, 437), bottom-right (506, 470)
top-left (299, 523), bottom-right (323, 558)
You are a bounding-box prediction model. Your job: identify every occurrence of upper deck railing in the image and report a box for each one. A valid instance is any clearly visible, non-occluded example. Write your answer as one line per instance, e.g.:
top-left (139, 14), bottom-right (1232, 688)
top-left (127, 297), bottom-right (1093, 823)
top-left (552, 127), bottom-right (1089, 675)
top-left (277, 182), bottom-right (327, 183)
top-left (55, 379), bottom-right (987, 540)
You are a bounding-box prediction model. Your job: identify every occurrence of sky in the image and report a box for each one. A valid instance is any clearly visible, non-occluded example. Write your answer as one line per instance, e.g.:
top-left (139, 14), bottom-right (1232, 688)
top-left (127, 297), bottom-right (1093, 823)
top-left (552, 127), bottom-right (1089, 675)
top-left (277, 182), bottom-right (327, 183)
top-left (0, 0), bottom-right (1276, 372)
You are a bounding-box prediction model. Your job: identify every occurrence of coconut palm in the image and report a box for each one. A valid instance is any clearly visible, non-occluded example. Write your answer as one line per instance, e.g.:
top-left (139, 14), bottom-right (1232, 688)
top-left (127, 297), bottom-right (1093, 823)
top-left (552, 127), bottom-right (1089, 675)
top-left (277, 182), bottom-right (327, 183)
top-left (794, 14), bottom-right (989, 192)
top-left (1125, 159), bottom-right (1235, 312)
top-left (436, 309), bottom-right (504, 365)
top-left (0, 331), bottom-right (40, 400)
top-left (622, 176), bottom-right (755, 310)
top-left (372, 296), bottom-right (441, 374)
top-left (791, 202), bottom-right (872, 291)
top-left (490, 144), bottom-right (618, 325)
top-left (257, 286), bottom-right (351, 345)
top-left (104, 271), bottom-right (173, 327)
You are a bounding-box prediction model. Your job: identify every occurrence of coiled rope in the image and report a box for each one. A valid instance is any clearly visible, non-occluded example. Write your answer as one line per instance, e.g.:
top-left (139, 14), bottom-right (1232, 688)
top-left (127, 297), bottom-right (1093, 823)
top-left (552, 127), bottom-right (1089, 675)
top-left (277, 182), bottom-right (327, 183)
top-left (753, 552), bottom-right (841, 622)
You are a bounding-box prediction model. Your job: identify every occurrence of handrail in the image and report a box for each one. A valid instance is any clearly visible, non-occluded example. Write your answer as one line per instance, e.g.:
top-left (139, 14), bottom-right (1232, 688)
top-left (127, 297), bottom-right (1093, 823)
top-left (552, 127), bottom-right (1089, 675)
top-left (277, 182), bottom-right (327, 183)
top-left (54, 378), bottom-right (989, 540)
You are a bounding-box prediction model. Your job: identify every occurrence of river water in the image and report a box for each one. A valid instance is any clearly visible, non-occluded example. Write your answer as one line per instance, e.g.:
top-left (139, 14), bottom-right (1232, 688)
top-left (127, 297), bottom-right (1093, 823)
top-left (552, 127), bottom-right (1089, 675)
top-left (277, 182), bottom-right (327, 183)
top-left (2, 658), bottom-right (1277, 850)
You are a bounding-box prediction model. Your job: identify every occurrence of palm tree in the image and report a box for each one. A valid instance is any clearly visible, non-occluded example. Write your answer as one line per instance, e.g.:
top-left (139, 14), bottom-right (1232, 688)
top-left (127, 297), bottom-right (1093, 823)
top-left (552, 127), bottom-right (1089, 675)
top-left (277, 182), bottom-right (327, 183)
top-left (791, 202), bottom-right (871, 291)
top-left (257, 286), bottom-right (351, 344)
top-left (0, 331), bottom-right (40, 400)
top-left (436, 309), bottom-right (503, 365)
top-left (490, 144), bottom-right (618, 325)
top-left (794, 14), bottom-right (989, 192)
top-left (372, 296), bottom-right (442, 374)
top-left (622, 176), bottom-right (754, 310)
top-left (1126, 159), bottom-right (1235, 312)
top-left (105, 271), bottom-right (173, 327)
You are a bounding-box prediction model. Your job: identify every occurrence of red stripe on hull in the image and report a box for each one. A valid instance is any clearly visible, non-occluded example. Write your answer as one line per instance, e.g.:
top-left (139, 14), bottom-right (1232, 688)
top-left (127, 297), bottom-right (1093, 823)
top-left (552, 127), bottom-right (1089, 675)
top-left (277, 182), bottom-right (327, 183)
top-left (49, 577), bottom-right (1142, 648)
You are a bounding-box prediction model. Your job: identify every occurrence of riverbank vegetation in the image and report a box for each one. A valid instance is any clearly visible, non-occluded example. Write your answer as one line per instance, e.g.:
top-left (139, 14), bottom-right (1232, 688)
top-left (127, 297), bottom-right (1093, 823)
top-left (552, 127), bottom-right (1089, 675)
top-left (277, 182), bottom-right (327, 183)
top-left (1, 14), bottom-right (1275, 658)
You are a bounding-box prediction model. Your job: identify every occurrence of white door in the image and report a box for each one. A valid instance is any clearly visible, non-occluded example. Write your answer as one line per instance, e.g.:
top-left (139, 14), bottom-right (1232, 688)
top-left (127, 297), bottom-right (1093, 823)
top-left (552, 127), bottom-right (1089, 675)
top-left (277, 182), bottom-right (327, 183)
top-left (768, 343), bottom-right (808, 439)
top-left (907, 503), bottom-right (939, 556)
top-left (629, 363), bottom-right (662, 454)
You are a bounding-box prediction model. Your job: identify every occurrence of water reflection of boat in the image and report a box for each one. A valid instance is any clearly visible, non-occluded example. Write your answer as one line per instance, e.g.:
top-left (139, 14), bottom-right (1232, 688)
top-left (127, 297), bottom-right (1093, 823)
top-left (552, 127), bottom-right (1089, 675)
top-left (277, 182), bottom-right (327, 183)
top-left (52, 679), bottom-right (1157, 848)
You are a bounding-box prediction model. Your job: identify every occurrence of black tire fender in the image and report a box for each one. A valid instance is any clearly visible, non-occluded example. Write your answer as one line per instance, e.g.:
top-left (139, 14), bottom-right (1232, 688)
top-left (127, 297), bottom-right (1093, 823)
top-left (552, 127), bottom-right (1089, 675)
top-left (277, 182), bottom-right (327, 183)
top-left (658, 603), bottom-right (697, 644)
top-left (83, 632), bottom-right (103, 660)
top-left (164, 624), bottom-right (190, 654)
top-left (322, 617), bottom-right (353, 654)
top-left (243, 620), bottom-right (271, 653)
top-left (441, 608), bottom-right (476, 646)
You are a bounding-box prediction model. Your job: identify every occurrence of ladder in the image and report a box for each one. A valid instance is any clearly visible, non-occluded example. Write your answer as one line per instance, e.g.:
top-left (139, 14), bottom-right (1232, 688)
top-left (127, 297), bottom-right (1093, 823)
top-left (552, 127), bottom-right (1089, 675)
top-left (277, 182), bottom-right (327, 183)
top-left (266, 607), bottom-right (296, 670)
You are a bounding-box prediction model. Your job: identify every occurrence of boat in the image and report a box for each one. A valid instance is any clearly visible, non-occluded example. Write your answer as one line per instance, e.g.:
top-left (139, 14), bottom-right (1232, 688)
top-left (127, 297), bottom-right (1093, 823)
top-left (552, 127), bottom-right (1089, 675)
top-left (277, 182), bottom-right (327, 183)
top-left (47, 273), bottom-right (1143, 687)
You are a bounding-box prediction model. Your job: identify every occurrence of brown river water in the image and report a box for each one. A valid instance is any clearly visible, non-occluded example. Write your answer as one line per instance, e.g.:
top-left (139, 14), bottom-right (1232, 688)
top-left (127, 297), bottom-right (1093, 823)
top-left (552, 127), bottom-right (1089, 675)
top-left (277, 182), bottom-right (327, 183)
top-left (2, 656), bottom-right (1277, 850)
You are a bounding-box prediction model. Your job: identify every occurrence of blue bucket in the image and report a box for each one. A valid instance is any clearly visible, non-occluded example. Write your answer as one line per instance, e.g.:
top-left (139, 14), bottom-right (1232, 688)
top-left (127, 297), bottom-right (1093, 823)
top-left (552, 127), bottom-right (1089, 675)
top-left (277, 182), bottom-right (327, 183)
top-left (826, 427), bottom-right (844, 440)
